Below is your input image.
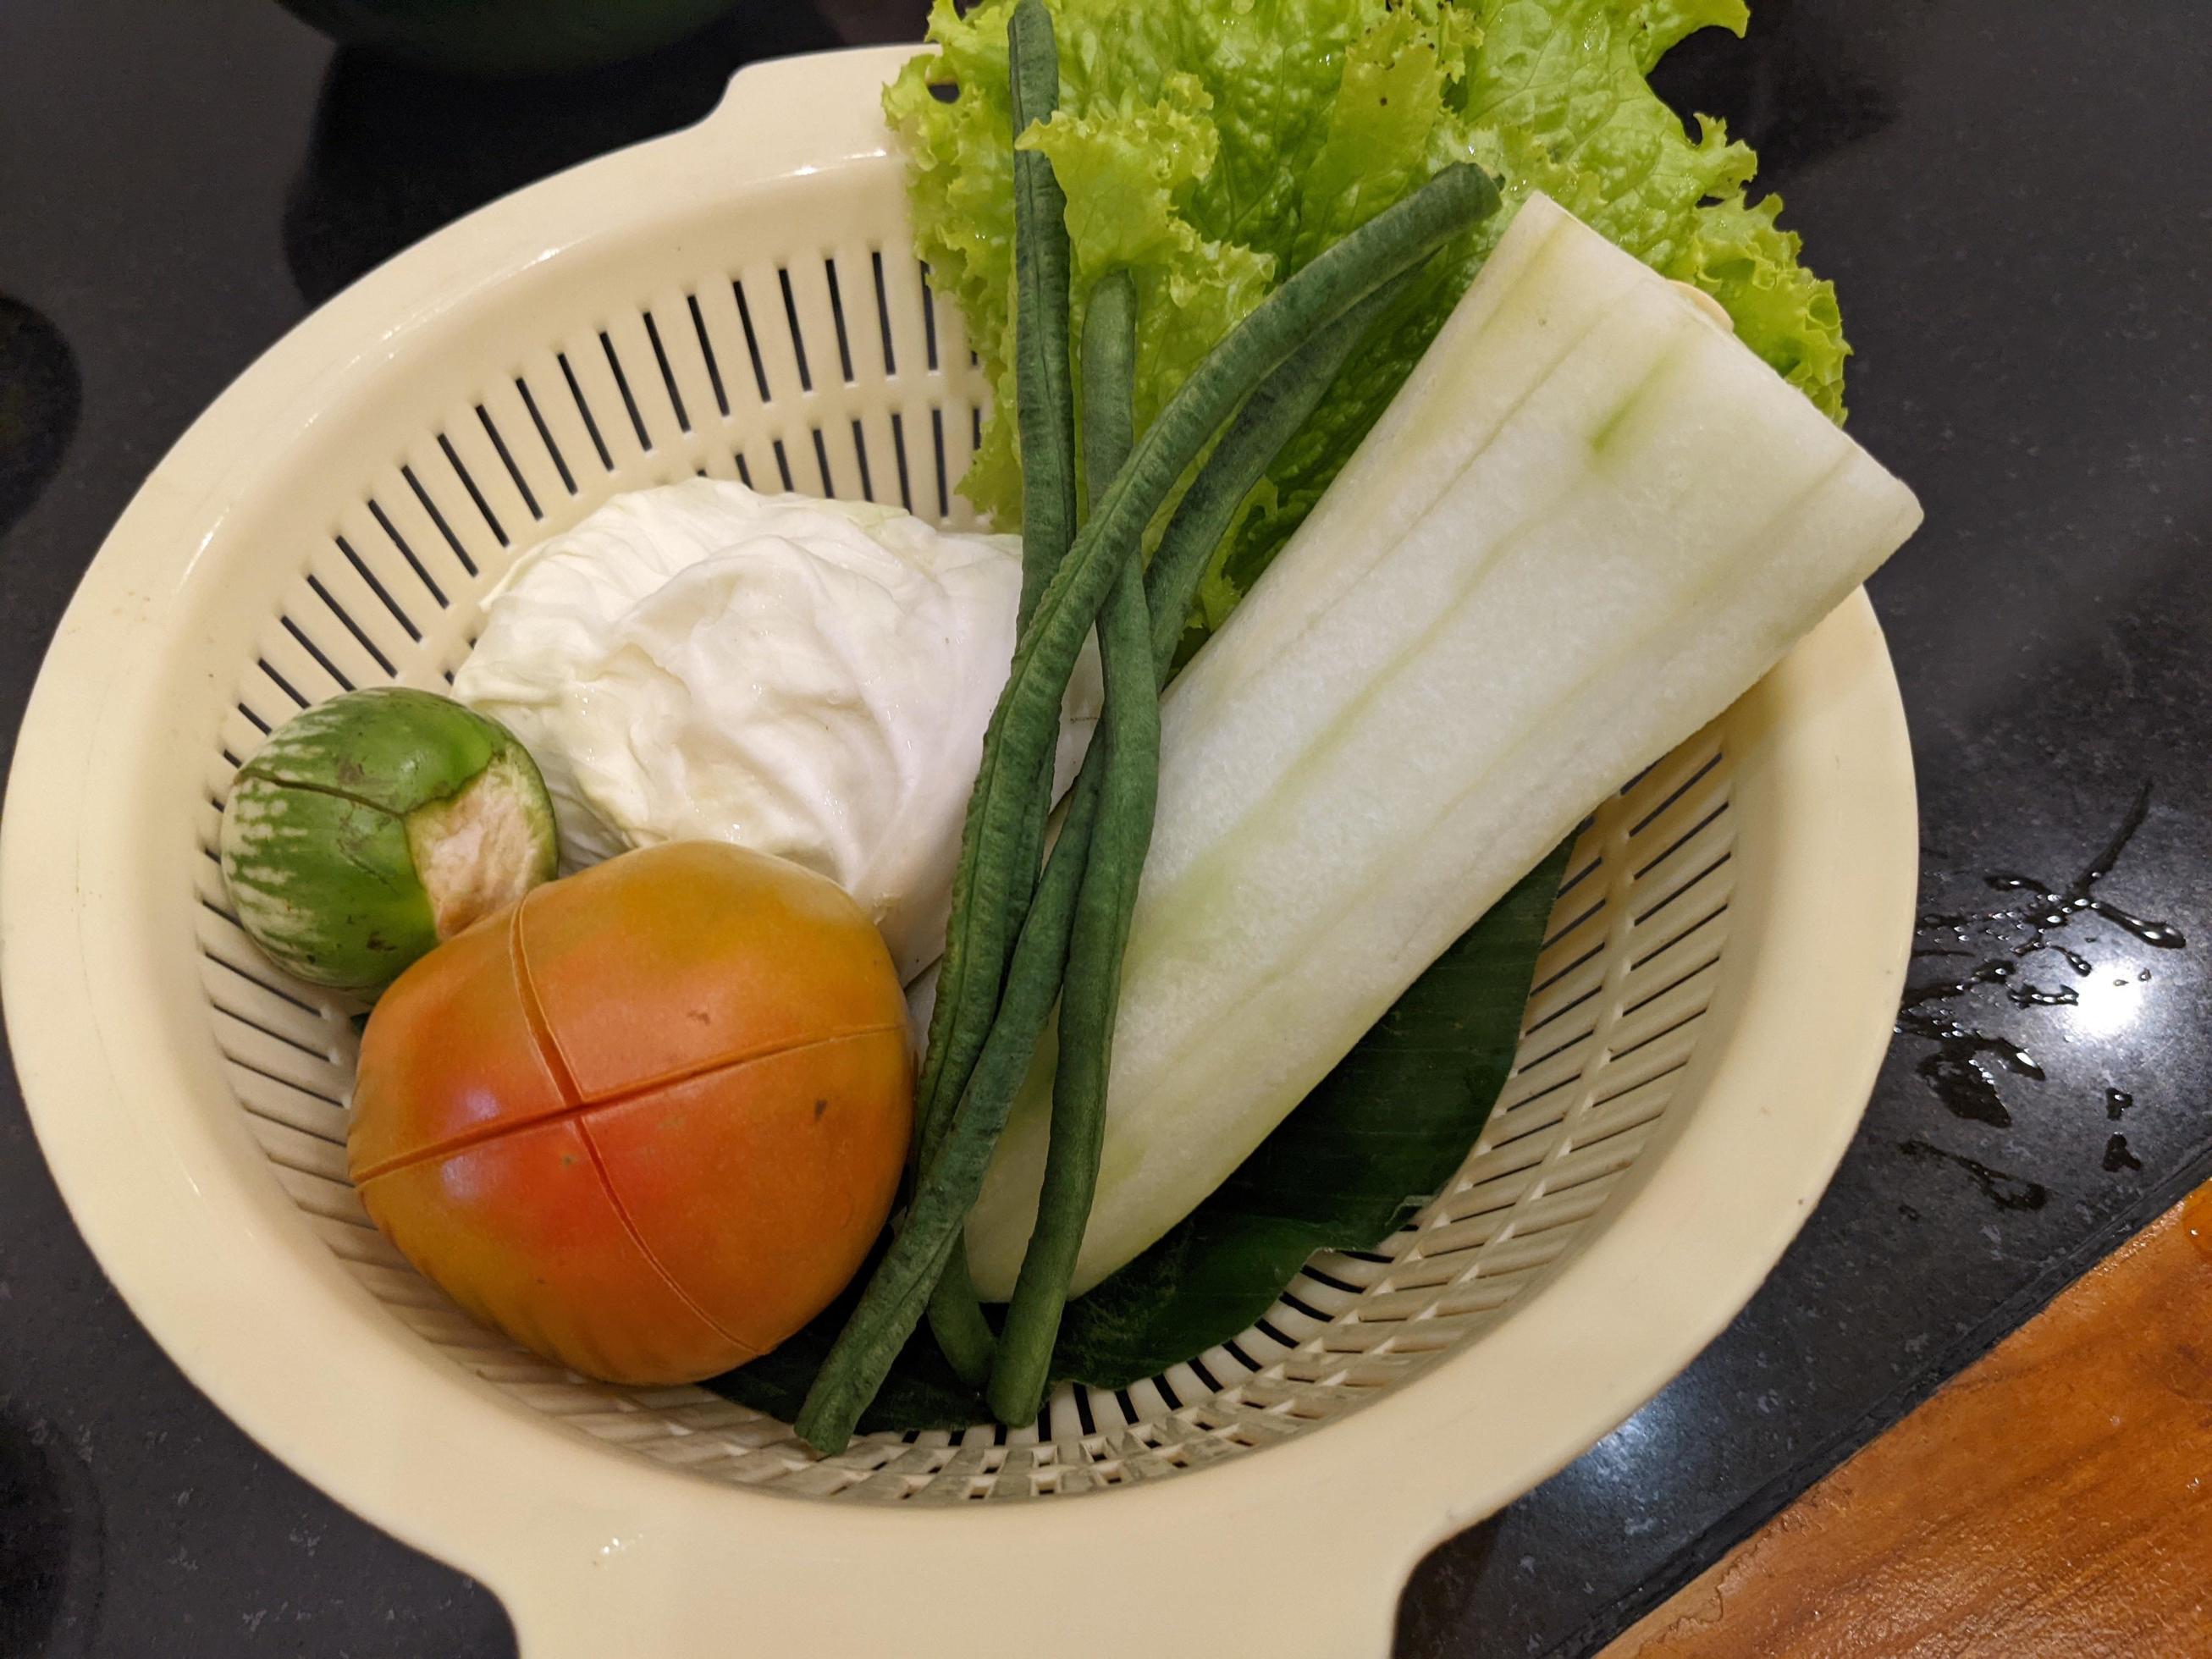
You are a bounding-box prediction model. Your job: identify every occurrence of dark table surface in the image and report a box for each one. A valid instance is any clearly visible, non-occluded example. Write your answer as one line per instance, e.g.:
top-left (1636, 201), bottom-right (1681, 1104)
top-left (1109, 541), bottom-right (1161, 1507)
top-left (3, 2), bottom-right (2208, 1655)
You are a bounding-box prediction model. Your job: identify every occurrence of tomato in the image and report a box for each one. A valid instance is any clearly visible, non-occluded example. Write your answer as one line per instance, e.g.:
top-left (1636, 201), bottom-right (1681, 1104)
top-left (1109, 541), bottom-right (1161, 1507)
top-left (349, 841), bottom-right (913, 1386)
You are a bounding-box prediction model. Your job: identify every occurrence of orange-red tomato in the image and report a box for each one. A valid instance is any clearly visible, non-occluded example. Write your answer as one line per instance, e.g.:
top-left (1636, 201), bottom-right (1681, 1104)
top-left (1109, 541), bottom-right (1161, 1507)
top-left (349, 840), bottom-right (913, 1386)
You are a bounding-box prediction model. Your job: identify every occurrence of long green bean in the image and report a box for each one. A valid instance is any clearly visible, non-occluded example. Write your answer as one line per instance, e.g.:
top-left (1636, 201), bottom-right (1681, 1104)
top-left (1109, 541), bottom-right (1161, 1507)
top-left (1006, 0), bottom-right (1076, 629)
top-left (801, 780), bottom-right (1098, 1445)
top-left (988, 271), bottom-right (1151, 1425)
top-left (998, 0), bottom-right (1080, 961)
top-left (915, 3), bottom-right (1078, 1384)
top-left (795, 163), bottom-right (1499, 1454)
top-left (1075, 273), bottom-right (1139, 519)
top-left (929, 272), bottom-right (1145, 1388)
top-left (909, 0), bottom-right (1075, 1229)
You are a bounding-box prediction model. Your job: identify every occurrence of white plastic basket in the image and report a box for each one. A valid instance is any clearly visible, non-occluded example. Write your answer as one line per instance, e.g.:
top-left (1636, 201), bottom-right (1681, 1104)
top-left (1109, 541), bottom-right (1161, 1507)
top-left (2, 47), bottom-right (1916, 1657)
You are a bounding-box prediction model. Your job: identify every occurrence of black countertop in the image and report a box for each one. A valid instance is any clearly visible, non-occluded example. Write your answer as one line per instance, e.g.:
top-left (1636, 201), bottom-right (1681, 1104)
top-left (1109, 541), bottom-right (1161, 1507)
top-left (3, 3), bottom-right (2208, 1655)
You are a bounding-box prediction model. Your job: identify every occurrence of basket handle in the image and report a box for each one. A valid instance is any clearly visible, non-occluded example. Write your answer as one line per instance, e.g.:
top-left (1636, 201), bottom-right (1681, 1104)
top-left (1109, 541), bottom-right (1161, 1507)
top-left (696, 43), bottom-right (924, 174)
top-left (489, 1513), bottom-right (1423, 1659)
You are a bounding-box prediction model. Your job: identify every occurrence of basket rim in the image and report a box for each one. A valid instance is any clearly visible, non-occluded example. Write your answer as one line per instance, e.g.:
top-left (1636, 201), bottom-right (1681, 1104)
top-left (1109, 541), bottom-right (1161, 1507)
top-left (0, 45), bottom-right (1917, 1659)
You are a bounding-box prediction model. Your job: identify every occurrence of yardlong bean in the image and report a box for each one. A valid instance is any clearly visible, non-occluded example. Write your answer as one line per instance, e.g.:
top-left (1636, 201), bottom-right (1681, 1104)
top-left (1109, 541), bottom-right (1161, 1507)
top-left (910, 0), bottom-right (1077, 1210)
top-left (988, 271), bottom-right (1151, 1425)
top-left (796, 163), bottom-right (1499, 1454)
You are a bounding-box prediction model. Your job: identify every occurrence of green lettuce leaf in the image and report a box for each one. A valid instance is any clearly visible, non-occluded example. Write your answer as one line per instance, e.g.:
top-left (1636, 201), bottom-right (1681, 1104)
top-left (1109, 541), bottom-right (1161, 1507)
top-left (884, 0), bottom-right (1850, 634)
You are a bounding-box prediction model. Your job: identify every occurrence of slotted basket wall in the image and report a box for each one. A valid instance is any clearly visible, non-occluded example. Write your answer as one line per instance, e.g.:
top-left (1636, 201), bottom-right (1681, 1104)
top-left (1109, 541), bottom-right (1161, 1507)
top-left (3, 47), bottom-right (1917, 1657)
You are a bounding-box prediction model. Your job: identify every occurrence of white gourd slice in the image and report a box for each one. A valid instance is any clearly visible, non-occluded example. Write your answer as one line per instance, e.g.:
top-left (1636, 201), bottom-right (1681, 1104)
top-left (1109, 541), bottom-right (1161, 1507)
top-left (964, 193), bottom-right (1925, 1299)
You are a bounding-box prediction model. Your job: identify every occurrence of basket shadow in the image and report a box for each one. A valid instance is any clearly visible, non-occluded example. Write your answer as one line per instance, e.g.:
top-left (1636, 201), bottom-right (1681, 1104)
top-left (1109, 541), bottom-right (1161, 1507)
top-left (0, 299), bottom-right (81, 545)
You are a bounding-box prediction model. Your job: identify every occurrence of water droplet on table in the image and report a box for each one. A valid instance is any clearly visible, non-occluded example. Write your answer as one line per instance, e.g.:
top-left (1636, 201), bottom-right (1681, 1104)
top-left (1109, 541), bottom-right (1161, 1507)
top-left (1898, 1138), bottom-right (2049, 1211)
top-left (1897, 785), bottom-right (2182, 1127)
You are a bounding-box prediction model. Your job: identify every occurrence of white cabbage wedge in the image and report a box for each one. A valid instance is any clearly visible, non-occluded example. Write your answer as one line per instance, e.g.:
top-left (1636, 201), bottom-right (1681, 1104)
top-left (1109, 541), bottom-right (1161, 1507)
top-left (965, 193), bottom-right (1924, 1298)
